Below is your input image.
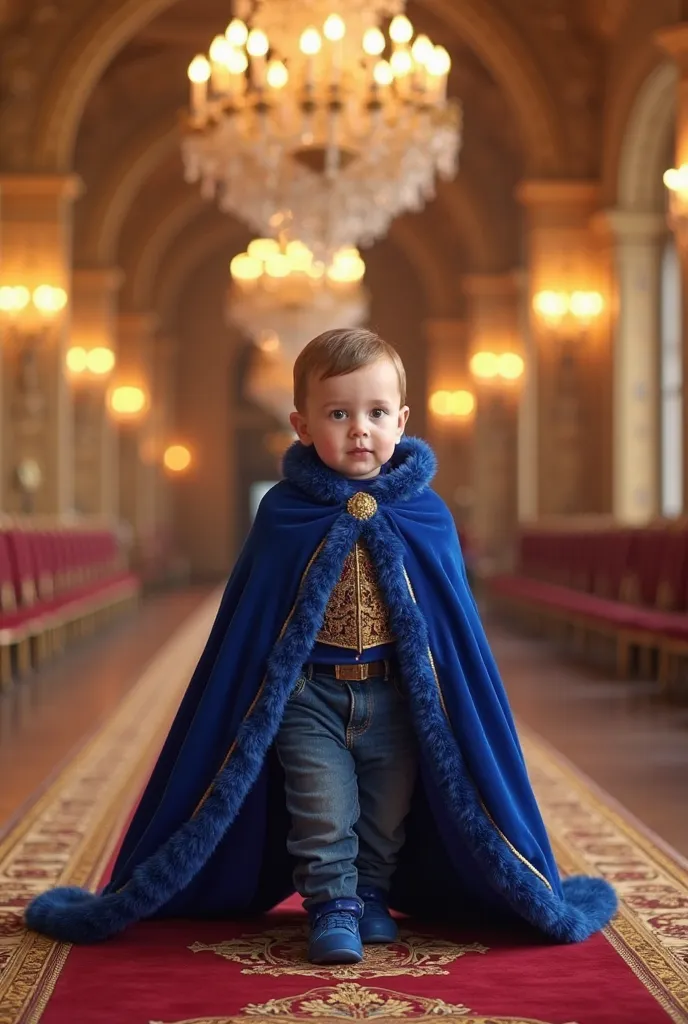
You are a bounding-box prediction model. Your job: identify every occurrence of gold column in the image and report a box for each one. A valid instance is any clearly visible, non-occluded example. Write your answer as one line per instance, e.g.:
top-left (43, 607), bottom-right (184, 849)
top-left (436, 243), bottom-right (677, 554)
top-left (0, 174), bottom-right (82, 515)
top-left (655, 25), bottom-right (688, 512)
top-left (516, 180), bottom-right (610, 517)
top-left (423, 319), bottom-right (473, 527)
top-left (70, 268), bottom-right (123, 520)
top-left (115, 313), bottom-right (157, 562)
top-left (463, 274), bottom-right (523, 568)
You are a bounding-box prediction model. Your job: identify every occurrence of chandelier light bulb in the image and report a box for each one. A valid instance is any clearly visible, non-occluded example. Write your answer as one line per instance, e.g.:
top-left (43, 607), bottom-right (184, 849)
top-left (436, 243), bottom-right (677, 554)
top-left (265, 253), bottom-right (291, 278)
top-left (323, 14), bottom-right (346, 42)
top-left (209, 34), bottom-right (232, 63)
top-left (362, 27), bottom-right (385, 56)
top-left (267, 59), bottom-right (289, 89)
top-left (300, 27), bottom-right (322, 55)
top-left (225, 18), bottom-right (249, 47)
top-left (427, 45), bottom-right (451, 77)
top-left (389, 15), bottom-right (413, 44)
top-left (230, 253), bottom-right (263, 281)
top-left (188, 55), bottom-right (211, 83)
top-left (411, 34), bottom-right (433, 65)
top-left (247, 28), bottom-right (269, 57)
top-left (373, 59), bottom-right (393, 87)
top-left (390, 49), bottom-right (413, 76)
top-left (227, 48), bottom-right (249, 74)
top-left (247, 238), bottom-right (280, 260)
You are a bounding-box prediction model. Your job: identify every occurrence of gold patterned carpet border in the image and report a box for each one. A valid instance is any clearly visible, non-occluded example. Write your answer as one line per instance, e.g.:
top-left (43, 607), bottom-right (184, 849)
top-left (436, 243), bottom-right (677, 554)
top-left (150, 981), bottom-right (581, 1024)
top-left (0, 590), bottom-right (223, 1024)
top-left (0, 599), bottom-right (686, 1021)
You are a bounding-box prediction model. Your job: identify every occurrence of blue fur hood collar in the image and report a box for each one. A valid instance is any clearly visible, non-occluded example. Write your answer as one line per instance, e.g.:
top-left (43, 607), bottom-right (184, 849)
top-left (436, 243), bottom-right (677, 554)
top-left (282, 436), bottom-right (437, 506)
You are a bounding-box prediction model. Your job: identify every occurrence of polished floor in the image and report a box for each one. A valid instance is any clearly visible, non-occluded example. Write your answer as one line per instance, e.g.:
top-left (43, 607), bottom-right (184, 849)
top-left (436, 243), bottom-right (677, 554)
top-left (1, 590), bottom-right (687, 860)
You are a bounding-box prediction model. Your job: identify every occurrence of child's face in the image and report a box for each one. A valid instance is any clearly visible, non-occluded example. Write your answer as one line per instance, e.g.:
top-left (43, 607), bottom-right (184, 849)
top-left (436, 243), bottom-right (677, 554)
top-left (290, 358), bottom-right (410, 479)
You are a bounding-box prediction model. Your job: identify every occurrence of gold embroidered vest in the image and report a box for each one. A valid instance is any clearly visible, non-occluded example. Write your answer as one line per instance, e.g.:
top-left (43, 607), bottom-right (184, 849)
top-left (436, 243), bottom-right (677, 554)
top-left (316, 541), bottom-right (395, 654)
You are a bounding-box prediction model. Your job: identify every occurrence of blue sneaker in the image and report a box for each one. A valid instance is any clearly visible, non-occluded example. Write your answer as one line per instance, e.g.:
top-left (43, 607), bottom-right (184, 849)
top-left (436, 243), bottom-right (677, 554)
top-left (308, 897), bottom-right (364, 964)
top-left (357, 886), bottom-right (399, 944)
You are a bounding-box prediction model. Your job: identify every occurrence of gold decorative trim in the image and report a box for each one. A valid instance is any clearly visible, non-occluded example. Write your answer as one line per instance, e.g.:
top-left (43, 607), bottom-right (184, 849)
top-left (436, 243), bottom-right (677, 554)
top-left (150, 981), bottom-right (559, 1024)
top-left (188, 926), bottom-right (487, 980)
top-left (402, 568), bottom-right (552, 891)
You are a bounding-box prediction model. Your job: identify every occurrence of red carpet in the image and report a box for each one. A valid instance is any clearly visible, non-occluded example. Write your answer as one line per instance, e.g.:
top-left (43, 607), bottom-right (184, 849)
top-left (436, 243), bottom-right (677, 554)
top-left (2, 599), bottom-right (687, 1022)
top-left (34, 900), bottom-right (679, 1024)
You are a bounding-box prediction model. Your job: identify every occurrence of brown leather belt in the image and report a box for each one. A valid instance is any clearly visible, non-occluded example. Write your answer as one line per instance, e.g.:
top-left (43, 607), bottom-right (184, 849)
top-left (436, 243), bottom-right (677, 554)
top-left (308, 659), bottom-right (390, 681)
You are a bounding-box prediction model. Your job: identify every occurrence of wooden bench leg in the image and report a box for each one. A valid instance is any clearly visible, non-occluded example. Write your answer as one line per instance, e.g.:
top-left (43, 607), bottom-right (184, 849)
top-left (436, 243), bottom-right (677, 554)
top-left (616, 633), bottom-right (631, 679)
top-left (14, 637), bottom-right (31, 678)
top-left (1, 645), bottom-right (12, 692)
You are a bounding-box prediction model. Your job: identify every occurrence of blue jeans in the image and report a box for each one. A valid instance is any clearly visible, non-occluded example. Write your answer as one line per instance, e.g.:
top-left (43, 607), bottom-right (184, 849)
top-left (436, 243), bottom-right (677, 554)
top-left (275, 670), bottom-right (418, 909)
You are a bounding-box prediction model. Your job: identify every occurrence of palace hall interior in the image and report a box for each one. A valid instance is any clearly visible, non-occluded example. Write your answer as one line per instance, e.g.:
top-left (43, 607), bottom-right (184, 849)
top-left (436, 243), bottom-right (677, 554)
top-left (2, 1), bottom-right (688, 1022)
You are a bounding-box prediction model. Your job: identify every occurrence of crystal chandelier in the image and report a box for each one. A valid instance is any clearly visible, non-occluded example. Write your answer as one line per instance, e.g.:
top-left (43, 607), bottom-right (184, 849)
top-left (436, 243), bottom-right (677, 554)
top-left (227, 236), bottom-right (369, 359)
top-left (182, 0), bottom-right (461, 259)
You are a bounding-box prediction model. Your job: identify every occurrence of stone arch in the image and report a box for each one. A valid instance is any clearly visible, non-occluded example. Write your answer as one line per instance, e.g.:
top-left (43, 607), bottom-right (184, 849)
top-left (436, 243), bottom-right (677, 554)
top-left (617, 60), bottom-right (676, 211)
top-left (121, 182), bottom-right (456, 320)
top-left (32, 0), bottom-right (567, 175)
top-left (77, 114), bottom-right (178, 265)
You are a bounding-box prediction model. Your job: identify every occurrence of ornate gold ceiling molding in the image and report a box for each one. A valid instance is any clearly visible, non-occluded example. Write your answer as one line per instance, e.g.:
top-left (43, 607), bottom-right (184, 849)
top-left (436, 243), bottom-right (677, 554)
top-left (31, 0), bottom-right (567, 176)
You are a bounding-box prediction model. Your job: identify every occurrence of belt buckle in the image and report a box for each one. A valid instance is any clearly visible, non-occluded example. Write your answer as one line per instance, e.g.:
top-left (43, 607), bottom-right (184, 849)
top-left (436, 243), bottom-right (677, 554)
top-left (334, 664), bottom-right (368, 681)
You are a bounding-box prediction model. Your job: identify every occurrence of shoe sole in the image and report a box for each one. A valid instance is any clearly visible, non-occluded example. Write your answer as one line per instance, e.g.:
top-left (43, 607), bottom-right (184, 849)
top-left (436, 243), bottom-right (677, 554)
top-left (309, 947), bottom-right (363, 964)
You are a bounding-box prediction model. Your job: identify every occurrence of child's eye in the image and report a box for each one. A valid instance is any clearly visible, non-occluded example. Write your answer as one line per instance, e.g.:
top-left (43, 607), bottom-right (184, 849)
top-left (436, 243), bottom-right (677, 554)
top-left (330, 410), bottom-right (347, 420)
top-left (371, 408), bottom-right (387, 419)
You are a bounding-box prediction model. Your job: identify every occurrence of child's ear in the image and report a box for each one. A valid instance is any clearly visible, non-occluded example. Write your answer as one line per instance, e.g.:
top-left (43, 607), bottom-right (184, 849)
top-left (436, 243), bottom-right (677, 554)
top-left (396, 405), bottom-right (410, 440)
top-left (289, 410), bottom-right (312, 445)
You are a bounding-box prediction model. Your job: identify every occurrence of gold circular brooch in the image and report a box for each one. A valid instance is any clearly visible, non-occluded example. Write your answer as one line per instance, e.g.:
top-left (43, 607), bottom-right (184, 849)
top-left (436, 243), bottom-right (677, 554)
top-left (346, 492), bottom-right (378, 521)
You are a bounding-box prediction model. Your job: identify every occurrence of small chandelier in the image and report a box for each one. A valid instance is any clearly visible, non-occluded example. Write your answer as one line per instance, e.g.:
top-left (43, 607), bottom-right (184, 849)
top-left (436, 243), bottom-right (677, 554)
top-left (227, 236), bottom-right (369, 358)
top-left (182, 0), bottom-right (461, 259)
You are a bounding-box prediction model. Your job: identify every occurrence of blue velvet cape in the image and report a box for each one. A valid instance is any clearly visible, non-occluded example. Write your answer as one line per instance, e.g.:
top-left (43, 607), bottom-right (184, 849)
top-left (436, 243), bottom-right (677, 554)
top-left (26, 437), bottom-right (616, 944)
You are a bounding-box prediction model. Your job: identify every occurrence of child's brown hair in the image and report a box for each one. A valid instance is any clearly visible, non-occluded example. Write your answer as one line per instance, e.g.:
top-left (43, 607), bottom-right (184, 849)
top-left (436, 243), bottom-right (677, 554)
top-left (293, 328), bottom-right (407, 412)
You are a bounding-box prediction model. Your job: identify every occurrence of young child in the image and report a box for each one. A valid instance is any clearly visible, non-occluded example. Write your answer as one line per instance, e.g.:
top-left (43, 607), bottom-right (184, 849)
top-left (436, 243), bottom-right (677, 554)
top-left (26, 329), bottom-right (616, 961)
top-left (277, 329), bottom-right (417, 963)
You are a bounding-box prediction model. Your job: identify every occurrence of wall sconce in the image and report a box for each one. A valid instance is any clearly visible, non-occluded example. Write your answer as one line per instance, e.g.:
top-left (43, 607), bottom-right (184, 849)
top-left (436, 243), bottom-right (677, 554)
top-left (469, 351), bottom-right (525, 384)
top-left (66, 345), bottom-right (116, 382)
top-left (429, 389), bottom-right (475, 420)
top-left (163, 444), bottom-right (192, 474)
top-left (107, 384), bottom-right (149, 423)
top-left (0, 284), bottom-right (68, 336)
top-left (532, 290), bottom-right (604, 335)
top-left (663, 164), bottom-right (688, 246)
